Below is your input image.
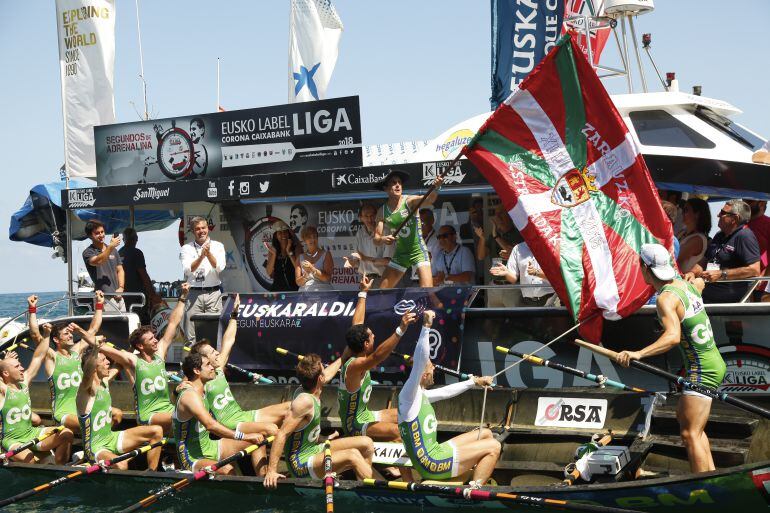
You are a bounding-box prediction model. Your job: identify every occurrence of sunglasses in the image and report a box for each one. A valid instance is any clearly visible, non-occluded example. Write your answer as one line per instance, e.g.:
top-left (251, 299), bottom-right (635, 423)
top-left (437, 233), bottom-right (454, 239)
top-left (718, 210), bottom-right (738, 218)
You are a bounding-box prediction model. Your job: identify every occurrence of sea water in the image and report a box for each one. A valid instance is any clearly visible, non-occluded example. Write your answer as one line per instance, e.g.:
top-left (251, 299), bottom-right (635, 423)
top-left (0, 291), bottom-right (69, 320)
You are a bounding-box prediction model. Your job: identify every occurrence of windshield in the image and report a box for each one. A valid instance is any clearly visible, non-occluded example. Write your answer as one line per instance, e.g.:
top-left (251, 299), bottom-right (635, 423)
top-left (693, 107), bottom-right (766, 151)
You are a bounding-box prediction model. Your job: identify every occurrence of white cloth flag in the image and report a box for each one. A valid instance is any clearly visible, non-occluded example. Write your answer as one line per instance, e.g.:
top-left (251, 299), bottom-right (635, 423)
top-left (55, 0), bottom-right (116, 178)
top-left (289, 0), bottom-right (344, 103)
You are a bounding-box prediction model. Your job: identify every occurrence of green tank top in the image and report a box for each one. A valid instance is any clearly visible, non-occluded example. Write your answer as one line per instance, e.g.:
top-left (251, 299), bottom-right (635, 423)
top-left (399, 392), bottom-right (440, 461)
top-left (285, 389), bottom-right (321, 463)
top-left (383, 198), bottom-right (423, 254)
top-left (134, 355), bottom-right (173, 421)
top-left (1, 383), bottom-right (35, 445)
top-left (49, 350), bottom-right (82, 421)
top-left (337, 359), bottom-right (373, 433)
top-left (173, 387), bottom-right (218, 463)
top-left (79, 382), bottom-right (114, 451)
top-left (661, 282), bottom-right (726, 388)
top-left (204, 369), bottom-right (244, 425)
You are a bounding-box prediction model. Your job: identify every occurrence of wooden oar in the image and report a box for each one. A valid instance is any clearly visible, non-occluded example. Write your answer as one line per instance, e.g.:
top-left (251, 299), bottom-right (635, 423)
top-left (0, 438), bottom-right (169, 507)
top-left (563, 432), bottom-right (613, 486)
top-left (391, 351), bottom-right (470, 380)
top-left (495, 346), bottom-right (647, 392)
top-left (574, 339), bottom-right (770, 420)
top-left (119, 435), bottom-right (274, 512)
top-left (0, 426), bottom-right (64, 463)
top-left (323, 440), bottom-right (334, 513)
top-left (225, 362), bottom-right (274, 384)
top-left (363, 479), bottom-right (643, 513)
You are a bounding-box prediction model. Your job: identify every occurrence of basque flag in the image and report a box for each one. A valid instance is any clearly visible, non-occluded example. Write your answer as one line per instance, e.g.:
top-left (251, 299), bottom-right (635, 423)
top-left (464, 34), bottom-right (675, 341)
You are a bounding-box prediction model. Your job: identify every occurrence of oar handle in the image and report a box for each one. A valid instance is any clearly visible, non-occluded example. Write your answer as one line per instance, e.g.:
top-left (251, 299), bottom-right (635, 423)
top-left (393, 352), bottom-right (470, 380)
top-left (276, 347), bottom-right (303, 360)
top-left (225, 362), bottom-right (274, 384)
top-left (323, 440), bottom-right (334, 513)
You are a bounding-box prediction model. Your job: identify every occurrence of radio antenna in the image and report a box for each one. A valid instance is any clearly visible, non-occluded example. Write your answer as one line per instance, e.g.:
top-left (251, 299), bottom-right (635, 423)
top-left (135, 0), bottom-right (149, 120)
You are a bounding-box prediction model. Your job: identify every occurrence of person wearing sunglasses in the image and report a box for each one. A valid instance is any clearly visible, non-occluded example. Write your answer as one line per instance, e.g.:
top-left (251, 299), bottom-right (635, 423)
top-left (684, 200), bottom-right (760, 303)
top-left (430, 225), bottom-right (475, 285)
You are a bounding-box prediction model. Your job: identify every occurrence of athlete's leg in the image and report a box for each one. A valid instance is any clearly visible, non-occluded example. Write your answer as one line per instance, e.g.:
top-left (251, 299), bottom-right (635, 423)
top-left (253, 402), bottom-right (291, 425)
top-left (327, 436), bottom-right (374, 479)
top-left (31, 412), bottom-right (42, 427)
top-left (118, 425), bottom-right (164, 470)
top-left (379, 267), bottom-right (405, 290)
top-left (35, 426), bottom-right (74, 465)
top-left (415, 262), bottom-right (434, 288)
top-left (363, 421), bottom-right (400, 441)
top-left (677, 394), bottom-right (714, 473)
top-left (217, 438), bottom-right (268, 475)
top-left (61, 414), bottom-right (81, 434)
top-left (235, 421), bottom-right (278, 437)
top-left (449, 428), bottom-right (501, 484)
top-left (111, 407), bottom-right (124, 427)
top-left (148, 411), bottom-right (172, 435)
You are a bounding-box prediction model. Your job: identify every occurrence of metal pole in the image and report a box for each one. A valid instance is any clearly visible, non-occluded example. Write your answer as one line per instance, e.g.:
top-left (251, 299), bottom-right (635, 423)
top-left (628, 16), bottom-right (647, 93)
top-left (620, 16), bottom-right (633, 93)
top-left (217, 57), bottom-right (221, 111)
top-left (583, 15), bottom-right (594, 67)
top-left (66, 208), bottom-right (74, 316)
top-left (135, 0), bottom-right (148, 120)
top-left (129, 205), bottom-right (135, 227)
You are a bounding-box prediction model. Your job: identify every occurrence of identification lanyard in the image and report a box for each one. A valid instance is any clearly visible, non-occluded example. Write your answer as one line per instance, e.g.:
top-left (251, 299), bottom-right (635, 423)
top-left (443, 246), bottom-right (460, 275)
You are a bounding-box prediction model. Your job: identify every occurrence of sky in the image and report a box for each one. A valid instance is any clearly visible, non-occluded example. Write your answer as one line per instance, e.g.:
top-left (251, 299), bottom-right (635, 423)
top-left (0, 0), bottom-right (768, 294)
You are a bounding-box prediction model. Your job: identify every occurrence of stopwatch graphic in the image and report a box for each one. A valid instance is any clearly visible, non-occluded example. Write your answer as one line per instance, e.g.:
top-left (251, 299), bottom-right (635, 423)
top-left (156, 121), bottom-right (195, 180)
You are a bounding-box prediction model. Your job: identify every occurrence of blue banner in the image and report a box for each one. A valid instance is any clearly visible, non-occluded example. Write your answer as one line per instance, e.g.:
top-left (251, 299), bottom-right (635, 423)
top-left (223, 287), bottom-right (475, 381)
top-left (490, 0), bottom-right (565, 109)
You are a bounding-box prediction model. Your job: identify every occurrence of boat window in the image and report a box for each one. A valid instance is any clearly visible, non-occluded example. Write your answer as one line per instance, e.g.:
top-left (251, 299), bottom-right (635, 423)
top-left (629, 110), bottom-right (716, 149)
top-left (693, 106), bottom-right (765, 151)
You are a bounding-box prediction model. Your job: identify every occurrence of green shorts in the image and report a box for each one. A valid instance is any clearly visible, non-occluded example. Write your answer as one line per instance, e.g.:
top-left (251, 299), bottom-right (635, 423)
top-left (341, 408), bottom-right (380, 437)
top-left (286, 443), bottom-right (324, 479)
top-left (137, 403), bottom-right (174, 426)
top-left (388, 243), bottom-right (430, 273)
top-left (85, 429), bottom-right (124, 462)
top-left (411, 440), bottom-right (459, 481)
top-left (177, 438), bottom-right (221, 471)
top-left (2, 426), bottom-right (45, 452)
top-left (218, 410), bottom-right (259, 431)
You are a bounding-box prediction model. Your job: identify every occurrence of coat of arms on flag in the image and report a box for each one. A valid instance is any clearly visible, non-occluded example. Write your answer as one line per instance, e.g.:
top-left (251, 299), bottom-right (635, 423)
top-left (464, 34), bottom-right (676, 341)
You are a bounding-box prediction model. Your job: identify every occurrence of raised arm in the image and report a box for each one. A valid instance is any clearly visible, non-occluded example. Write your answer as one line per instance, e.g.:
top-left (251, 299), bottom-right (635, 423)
top-left (399, 317), bottom-right (432, 412)
top-left (322, 346), bottom-right (352, 383)
top-left (264, 394), bottom-right (313, 488)
top-left (24, 327), bottom-right (52, 386)
top-left (406, 174), bottom-right (444, 210)
top-left (80, 344), bottom-right (101, 395)
top-left (349, 312), bottom-right (416, 379)
top-left (218, 294), bottom-right (241, 367)
top-left (352, 277), bottom-right (372, 326)
top-left (27, 295), bottom-right (42, 344)
top-left (98, 342), bottom-right (137, 371)
top-left (158, 283), bottom-right (190, 358)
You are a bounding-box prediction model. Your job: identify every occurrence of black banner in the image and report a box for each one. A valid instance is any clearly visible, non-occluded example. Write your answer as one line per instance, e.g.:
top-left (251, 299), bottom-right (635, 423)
top-left (223, 287), bottom-right (475, 381)
top-left (94, 96), bottom-right (362, 186)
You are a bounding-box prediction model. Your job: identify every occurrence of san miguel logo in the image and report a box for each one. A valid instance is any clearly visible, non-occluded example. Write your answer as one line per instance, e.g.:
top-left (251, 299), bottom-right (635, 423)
top-left (551, 168), bottom-right (597, 208)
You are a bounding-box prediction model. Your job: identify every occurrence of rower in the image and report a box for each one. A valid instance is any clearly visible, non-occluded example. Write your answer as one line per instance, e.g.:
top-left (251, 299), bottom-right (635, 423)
top-left (338, 276), bottom-right (416, 440)
top-left (618, 243), bottom-right (727, 473)
top-left (77, 342), bottom-right (163, 470)
top-left (188, 294), bottom-right (287, 436)
top-left (0, 338), bottom-right (73, 464)
top-left (398, 310), bottom-right (500, 485)
top-left (264, 351), bottom-right (374, 488)
top-left (173, 353), bottom-right (267, 475)
top-left (98, 283), bottom-right (190, 434)
top-left (27, 292), bottom-right (122, 434)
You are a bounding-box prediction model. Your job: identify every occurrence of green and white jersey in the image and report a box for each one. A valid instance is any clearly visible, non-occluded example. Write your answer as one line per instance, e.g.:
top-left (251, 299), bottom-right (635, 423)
top-left (204, 369), bottom-right (247, 428)
top-left (0, 383), bottom-right (37, 451)
top-left (285, 388), bottom-right (323, 478)
top-left (380, 198), bottom-right (429, 270)
top-left (337, 358), bottom-right (375, 436)
top-left (49, 350), bottom-right (82, 422)
top-left (79, 381), bottom-right (120, 461)
top-left (173, 387), bottom-right (219, 470)
top-left (133, 355), bottom-right (174, 424)
top-left (661, 282), bottom-right (727, 389)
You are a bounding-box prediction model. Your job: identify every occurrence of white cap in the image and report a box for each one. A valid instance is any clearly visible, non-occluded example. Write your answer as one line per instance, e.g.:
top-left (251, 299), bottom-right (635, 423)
top-left (640, 243), bottom-right (676, 281)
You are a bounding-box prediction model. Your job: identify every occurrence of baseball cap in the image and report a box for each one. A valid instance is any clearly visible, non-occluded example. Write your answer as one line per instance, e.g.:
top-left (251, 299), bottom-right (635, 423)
top-left (640, 243), bottom-right (676, 281)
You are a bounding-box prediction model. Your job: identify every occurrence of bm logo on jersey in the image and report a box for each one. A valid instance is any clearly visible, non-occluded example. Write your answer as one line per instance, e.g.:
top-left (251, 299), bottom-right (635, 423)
top-left (551, 168), bottom-right (597, 208)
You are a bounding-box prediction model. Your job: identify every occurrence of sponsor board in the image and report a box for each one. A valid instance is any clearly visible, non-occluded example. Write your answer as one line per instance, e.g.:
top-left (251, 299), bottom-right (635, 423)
top-left (422, 161), bottom-right (467, 187)
top-left (535, 397), bottom-right (607, 429)
top-left (68, 188), bottom-right (96, 208)
top-left (372, 442), bottom-right (412, 466)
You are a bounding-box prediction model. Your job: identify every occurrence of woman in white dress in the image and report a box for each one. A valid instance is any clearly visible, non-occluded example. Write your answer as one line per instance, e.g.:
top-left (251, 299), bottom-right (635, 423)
top-left (295, 225), bottom-right (334, 291)
top-left (677, 197), bottom-right (711, 274)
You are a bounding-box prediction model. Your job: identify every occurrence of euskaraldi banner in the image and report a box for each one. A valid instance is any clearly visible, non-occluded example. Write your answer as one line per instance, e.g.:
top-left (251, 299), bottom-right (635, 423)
top-left (94, 96), bottom-right (362, 186)
top-left (222, 287), bottom-right (474, 381)
top-left (56, 0), bottom-right (116, 178)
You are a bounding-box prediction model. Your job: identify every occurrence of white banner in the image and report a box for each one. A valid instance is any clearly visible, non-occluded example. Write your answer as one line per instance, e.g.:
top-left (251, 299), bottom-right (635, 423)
top-left (288, 0), bottom-right (343, 103)
top-left (56, 0), bottom-right (116, 178)
top-left (535, 397), bottom-right (607, 429)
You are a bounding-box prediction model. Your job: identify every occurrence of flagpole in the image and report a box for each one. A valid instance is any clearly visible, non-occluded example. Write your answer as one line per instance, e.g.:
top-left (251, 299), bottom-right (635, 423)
top-left (216, 57), bottom-right (221, 111)
top-left (135, 0), bottom-right (148, 120)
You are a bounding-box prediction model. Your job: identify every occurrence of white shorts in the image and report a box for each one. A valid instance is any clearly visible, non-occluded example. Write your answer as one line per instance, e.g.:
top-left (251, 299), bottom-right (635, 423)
top-left (682, 389), bottom-right (713, 400)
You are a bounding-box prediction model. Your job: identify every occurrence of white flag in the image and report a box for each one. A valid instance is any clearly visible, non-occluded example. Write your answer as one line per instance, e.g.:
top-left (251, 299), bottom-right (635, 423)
top-left (289, 0), bottom-right (344, 103)
top-left (55, 0), bottom-right (116, 178)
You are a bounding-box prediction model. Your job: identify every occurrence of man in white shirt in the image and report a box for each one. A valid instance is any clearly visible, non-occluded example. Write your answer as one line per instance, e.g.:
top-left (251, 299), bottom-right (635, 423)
top-left (490, 241), bottom-right (555, 306)
top-left (180, 217), bottom-right (226, 343)
top-left (431, 225), bottom-right (475, 285)
top-left (347, 204), bottom-right (393, 287)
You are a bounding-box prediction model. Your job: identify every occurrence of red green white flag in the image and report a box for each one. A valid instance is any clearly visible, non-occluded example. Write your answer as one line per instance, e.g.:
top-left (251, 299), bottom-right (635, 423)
top-left (463, 34), bottom-right (675, 341)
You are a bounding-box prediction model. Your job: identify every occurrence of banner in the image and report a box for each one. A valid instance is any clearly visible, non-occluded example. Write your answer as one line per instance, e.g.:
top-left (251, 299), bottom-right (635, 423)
top-left (56, 0), bottom-right (116, 178)
top-left (224, 287), bottom-right (474, 381)
top-left (490, 0), bottom-right (565, 109)
top-left (289, 0), bottom-right (344, 103)
top-left (467, 35), bottom-right (675, 341)
top-left (220, 196), bottom-right (476, 292)
top-left (94, 96), bottom-right (362, 186)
